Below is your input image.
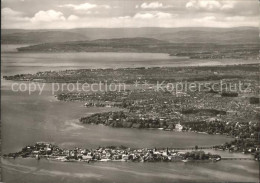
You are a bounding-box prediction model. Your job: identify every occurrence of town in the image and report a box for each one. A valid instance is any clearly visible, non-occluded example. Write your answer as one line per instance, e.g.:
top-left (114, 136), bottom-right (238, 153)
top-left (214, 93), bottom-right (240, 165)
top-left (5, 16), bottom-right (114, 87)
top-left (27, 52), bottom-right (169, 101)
top-left (3, 64), bottom-right (259, 84)
top-left (4, 142), bottom-right (222, 163)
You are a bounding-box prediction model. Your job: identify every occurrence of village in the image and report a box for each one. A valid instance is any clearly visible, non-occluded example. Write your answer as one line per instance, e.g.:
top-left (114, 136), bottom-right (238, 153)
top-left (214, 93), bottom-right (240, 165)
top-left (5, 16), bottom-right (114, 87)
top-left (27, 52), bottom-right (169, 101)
top-left (4, 142), bottom-right (222, 163)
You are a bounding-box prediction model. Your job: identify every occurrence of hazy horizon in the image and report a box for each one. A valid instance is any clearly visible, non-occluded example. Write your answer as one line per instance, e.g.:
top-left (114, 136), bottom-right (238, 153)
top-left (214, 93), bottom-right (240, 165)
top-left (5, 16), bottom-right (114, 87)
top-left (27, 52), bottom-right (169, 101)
top-left (2, 26), bottom-right (259, 31)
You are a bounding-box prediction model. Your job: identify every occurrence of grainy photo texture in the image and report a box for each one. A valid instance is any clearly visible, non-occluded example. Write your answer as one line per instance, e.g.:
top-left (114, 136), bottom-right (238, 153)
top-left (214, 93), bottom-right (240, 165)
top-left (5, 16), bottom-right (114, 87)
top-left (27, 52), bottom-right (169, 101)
top-left (1, 0), bottom-right (260, 183)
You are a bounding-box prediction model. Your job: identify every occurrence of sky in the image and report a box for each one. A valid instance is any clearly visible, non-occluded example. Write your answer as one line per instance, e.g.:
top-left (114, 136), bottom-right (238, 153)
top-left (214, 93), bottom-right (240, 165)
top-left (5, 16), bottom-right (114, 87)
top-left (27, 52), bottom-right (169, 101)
top-left (1, 0), bottom-right (259, 29)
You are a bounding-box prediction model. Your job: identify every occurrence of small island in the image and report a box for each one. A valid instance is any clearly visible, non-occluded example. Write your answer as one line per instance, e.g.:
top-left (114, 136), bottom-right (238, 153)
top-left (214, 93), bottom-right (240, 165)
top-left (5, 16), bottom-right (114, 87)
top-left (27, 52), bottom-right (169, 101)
top-left (4, 142), bottom-right (222, 163)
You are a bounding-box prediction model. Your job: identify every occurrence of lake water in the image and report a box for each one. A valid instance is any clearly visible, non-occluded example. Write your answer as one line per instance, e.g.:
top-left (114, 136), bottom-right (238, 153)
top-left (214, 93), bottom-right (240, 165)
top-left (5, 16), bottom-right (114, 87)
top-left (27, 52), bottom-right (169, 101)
top-left (1, 45), bottom-right (259, 182)
top-left (2, 44), bottom-right (259, 76)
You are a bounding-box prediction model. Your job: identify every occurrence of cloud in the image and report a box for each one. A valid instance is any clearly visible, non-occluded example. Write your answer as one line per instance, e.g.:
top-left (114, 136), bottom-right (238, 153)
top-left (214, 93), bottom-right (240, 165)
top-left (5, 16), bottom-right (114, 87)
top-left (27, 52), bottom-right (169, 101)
top-left (118, 16), bottom-right (131, 20)
top-left (2, 7), bottom-right (22, 17)
top-left (68, 15), bottom-right (79, 21)
top-left (59, 3), bottom-right (96, 10)
top-left (225, 16), bottom-right (245, 22)
top-left (221, 1), bottom-right (236, 10)
top-left (1, 1), bottom-right (258, 29)
top-left (134, 13), bottom-right (154, 19)
top-left (137, 1), bottom-right (173, 9)
top-left (134, 11), bottom-right (172, 19)
top-left (140, 2), bottom-right (163, 9)
top-left (59, 3), bottom-right (110, 10)
top-left (2, 7), bottom-right (30, 22)
top-left (186, 0), bottom-right (236, 11)
top-left (113, 11), bottom-right (175, 27)
top-left (31, 10), bottom-right (66, 22)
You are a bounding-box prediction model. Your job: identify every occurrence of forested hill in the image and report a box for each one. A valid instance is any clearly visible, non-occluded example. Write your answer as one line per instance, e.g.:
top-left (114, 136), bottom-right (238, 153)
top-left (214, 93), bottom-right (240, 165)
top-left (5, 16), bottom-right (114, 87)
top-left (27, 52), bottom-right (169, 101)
top-left (2, 27), bottom-right (259, 44)
top-left (1, 31), bottom-right (87, 44)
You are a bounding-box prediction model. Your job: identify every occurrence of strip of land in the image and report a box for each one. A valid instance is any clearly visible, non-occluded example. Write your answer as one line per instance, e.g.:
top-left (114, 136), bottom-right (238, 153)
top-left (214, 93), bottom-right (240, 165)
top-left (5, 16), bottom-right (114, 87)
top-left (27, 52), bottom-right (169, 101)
top-left (16, 38), bottom-right (259, 60)
top-left (3, 64), bottom-right (259, 83)
top-left (3, 142), bottom-right (223, 163)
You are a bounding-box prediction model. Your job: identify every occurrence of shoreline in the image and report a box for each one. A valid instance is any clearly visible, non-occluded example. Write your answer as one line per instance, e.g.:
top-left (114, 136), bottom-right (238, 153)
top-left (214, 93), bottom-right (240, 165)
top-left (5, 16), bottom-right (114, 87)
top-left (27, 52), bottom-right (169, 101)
top-left (4, 142), bottom-right (258, 164)
top-left (3, 63), bottom-right (260, 81)
top-left (3, 142), bottom-right (223, 163)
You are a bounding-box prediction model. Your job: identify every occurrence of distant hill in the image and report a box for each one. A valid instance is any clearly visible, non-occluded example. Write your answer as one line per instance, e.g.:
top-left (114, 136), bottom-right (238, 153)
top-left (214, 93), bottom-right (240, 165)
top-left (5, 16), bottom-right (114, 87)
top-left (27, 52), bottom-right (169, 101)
top-left (17, 37), bottom-right (169, 52)
top-left (1, 31), bottom-right (87, 44)
top-left (90, 37), bottom-right (167, 45)
top-left (2, 27), bottom-right (259, 44)
top-left (16, 37), bottom-right (259, 60)
top-left (71, 27), bottom-right (259, 44)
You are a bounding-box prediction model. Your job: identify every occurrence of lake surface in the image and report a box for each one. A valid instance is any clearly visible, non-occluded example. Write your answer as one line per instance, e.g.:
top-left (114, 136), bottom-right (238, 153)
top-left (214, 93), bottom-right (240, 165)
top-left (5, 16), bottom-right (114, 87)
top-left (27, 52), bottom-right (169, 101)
top-left (1, 45), bottom-right (259, 182)
top-left (2, 44), bottom-right (259, 76)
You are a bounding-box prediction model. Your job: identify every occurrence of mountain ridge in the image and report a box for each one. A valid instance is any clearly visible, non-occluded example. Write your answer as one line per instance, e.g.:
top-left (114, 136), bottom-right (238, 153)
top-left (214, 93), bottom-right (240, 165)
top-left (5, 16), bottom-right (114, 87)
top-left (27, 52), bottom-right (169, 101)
top-left (2, 27), bottom-right (259, 44)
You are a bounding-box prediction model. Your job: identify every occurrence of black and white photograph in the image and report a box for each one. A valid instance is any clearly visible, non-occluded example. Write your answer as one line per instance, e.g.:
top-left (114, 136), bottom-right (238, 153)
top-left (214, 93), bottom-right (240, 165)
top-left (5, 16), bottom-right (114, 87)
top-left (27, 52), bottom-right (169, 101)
top-left (1, 0), bottom-right (260, 182)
